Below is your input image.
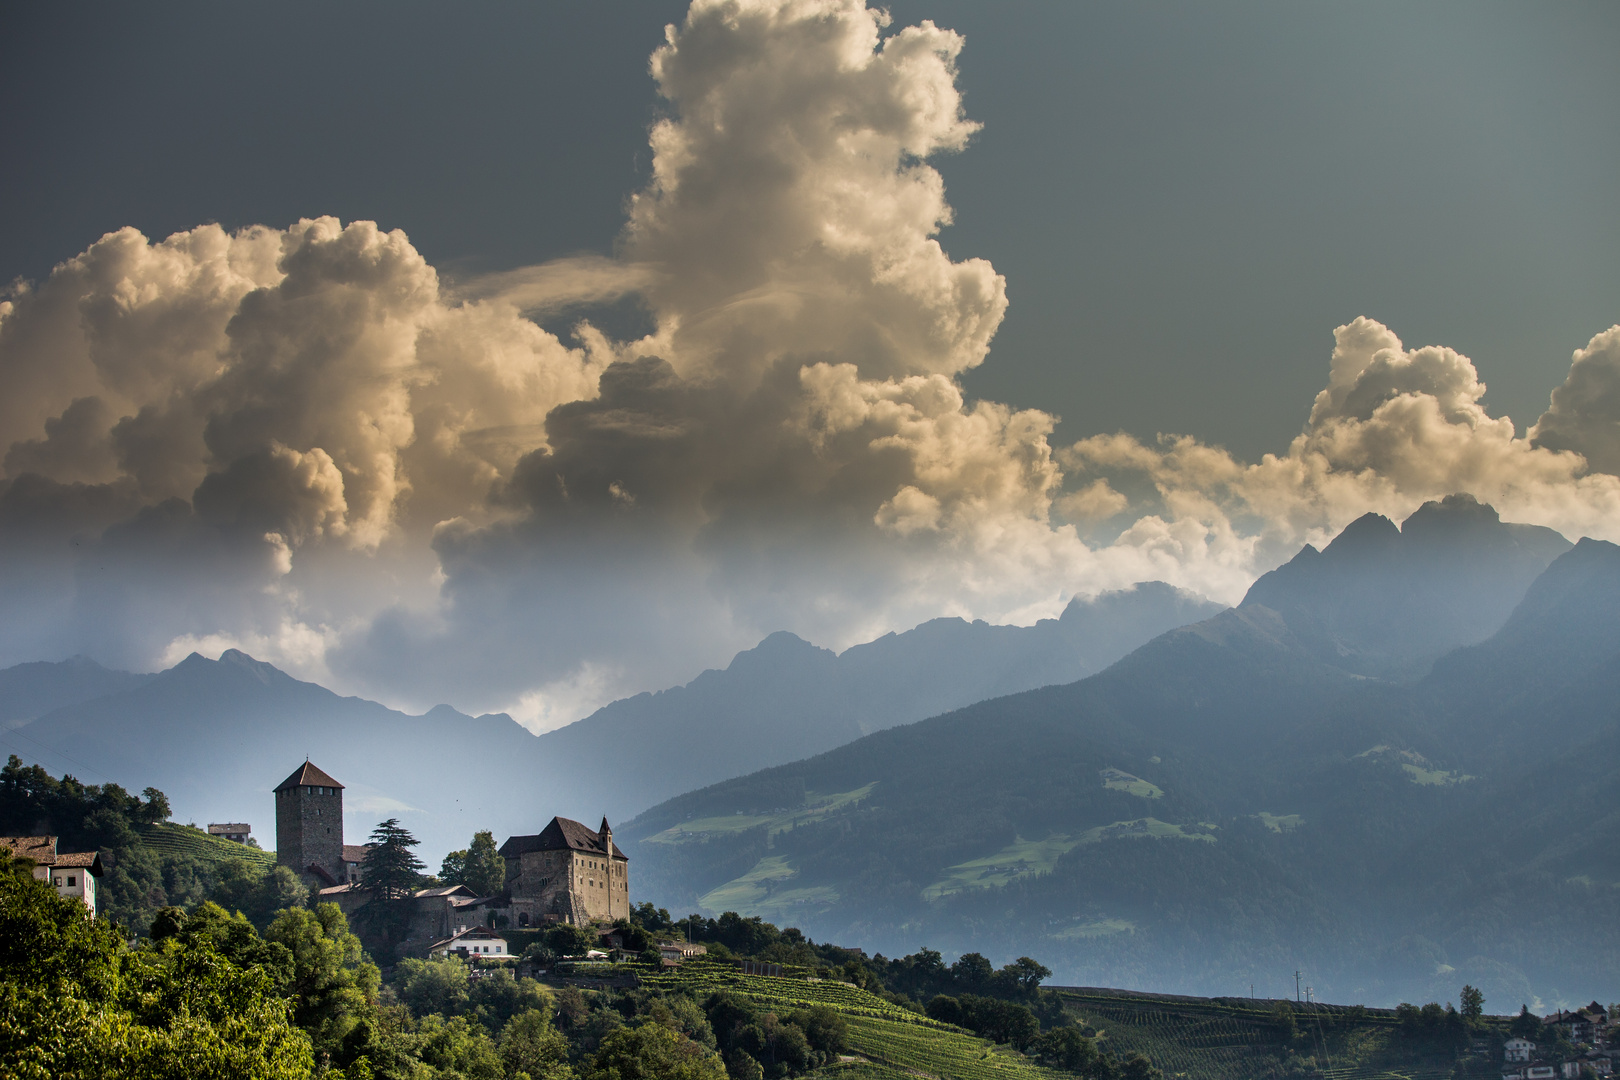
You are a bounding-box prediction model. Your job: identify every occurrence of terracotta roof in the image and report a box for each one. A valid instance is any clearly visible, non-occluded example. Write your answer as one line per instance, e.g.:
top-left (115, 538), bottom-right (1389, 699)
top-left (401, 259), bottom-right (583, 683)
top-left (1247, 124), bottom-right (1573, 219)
top-left (273, 761), bottom-right (345, 792)
top-left (319, 883), bottom-right (361, 896)
top-left (1, 836), bottom-right (101, 875)
top-left (53, 851), bottom-right (102, 874)
top-left (498, 816), bottom-right (626, 860)
top-left (1, 836), bottom-right (55, 862)
top-left (208, 823), bottom-right (250, 833)
top-left (341, 844), bottom-right (372, 863)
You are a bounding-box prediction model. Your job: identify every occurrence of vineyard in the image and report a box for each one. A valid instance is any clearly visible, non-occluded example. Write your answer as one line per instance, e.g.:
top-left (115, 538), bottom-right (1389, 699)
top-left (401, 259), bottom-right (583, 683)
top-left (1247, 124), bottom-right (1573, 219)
top-left (841, 1015), bottom-right (1070, 1080)
top-left (138, 821), bottom-right (276, 869)
top-left (1054, 988), bottom-right (1461, 1080)
top-left (642, 959), bottom-right (1068, 1080)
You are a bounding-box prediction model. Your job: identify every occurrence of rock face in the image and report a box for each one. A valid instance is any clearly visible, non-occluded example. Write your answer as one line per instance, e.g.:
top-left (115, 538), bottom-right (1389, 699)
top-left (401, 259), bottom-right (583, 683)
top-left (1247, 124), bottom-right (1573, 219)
top-left (1241, 493), bottom-right (1571, 679)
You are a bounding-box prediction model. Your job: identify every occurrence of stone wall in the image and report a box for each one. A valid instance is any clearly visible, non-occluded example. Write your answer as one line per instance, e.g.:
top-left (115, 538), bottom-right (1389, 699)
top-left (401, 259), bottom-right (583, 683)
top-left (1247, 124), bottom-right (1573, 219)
top-left (275, 784), bottom-right (344, 886)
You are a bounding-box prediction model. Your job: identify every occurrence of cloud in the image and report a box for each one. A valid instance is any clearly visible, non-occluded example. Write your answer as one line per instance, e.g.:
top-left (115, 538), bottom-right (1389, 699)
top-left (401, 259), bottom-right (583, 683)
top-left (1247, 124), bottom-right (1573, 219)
top-left (1063, 318), bottom-right (1620, 569)
top-left (1530, 325), bottom-right (1620, 475)
top-left (0, 0), bottom-right (1617, 724)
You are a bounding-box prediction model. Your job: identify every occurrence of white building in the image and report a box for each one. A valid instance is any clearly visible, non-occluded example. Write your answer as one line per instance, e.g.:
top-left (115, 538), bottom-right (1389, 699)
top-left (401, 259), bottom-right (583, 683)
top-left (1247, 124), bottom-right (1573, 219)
top-left (428, 924), bottom-right (511, 958)
top-left (208, 823), bottom-right (252, 844)
top-left (1506, 1039), bottom-right (1536, 1063)
top-left (1, 835), bottom-right (103, 915)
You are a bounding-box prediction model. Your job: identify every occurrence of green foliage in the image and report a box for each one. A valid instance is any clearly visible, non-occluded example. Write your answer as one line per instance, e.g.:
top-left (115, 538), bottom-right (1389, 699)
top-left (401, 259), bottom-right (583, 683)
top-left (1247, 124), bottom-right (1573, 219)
top-left (1460, 985), bottom-right (1484, 1022)
top-left (264, 902), bottom-right (380, 1054)
top-left (357, 818), bottom-right (426, 955)
top-left (585, 1023), bottom-right (727, 1080)
top-left (501, 1007), bottom-right (575, 1080)
top-left (547, 921), bottom-right (600, 957)
top-left (209, 861), bottom-right (310, 930)
top-left (440, 830), bottom-right (507, 897)
top-left (1510, 1005), bottom-right (1541, 1039)
top-left (0, 859), bottom-right (316, 1079)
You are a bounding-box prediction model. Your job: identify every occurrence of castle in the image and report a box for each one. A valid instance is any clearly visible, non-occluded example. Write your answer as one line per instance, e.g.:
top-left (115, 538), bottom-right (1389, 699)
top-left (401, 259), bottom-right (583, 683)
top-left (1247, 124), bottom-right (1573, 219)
top-left (274, 760), bottom-right (369, 888)
top-left (498, 815), bottom-right (630, 927)
top-left (274, 760), bottom-right (629, 943)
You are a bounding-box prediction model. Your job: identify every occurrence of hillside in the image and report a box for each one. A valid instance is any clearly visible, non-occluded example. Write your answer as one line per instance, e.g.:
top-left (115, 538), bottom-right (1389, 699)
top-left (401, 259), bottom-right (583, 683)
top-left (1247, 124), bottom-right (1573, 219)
top-left (619, 510), bottom-right (1620, 1008)
top-left (4, 582), bottom-right (1219, 860)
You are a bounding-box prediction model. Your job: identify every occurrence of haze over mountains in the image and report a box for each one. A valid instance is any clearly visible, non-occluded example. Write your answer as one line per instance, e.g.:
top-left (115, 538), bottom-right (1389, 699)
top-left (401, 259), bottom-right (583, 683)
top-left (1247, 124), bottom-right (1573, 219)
top-left (0, 582), bottom-right (1218, 859)
top-left (618, 497), bottom-right (1616, 1007)
top-left (7, 494), bottom-right (1613, 1006)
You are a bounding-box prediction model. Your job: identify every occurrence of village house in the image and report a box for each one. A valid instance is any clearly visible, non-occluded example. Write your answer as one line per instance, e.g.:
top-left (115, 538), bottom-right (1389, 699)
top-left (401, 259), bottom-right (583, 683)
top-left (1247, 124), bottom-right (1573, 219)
top-left (208, 823), bottom-right (252, 844)
top-left (1506, 1039), bottom-right (1536, 1064)
top-left (429, 924), bottom-right (512, 959)
top-left (498, 816), bottom-right (628, 927)
top-left (1, 835), bottom-right (103, 914)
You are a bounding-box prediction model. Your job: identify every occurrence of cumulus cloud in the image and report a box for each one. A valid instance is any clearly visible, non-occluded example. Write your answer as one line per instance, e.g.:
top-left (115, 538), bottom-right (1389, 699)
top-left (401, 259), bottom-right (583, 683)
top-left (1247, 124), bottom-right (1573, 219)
top-left (1, 0), bottom-right (1617, 725)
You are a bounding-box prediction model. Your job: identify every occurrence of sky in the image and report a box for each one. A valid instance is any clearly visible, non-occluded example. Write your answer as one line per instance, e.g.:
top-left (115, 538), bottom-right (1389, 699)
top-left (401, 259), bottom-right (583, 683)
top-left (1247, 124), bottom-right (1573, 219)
top-left (2, 0), bottom-right (1617, 727)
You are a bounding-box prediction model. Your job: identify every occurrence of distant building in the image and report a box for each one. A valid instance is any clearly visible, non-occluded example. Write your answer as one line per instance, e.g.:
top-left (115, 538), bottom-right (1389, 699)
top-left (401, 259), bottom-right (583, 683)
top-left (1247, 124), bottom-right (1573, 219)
top-left (498, 816), bottom-right (628, 927)
top-left (341, 844), bottom-right (371, 884)
top-left (208, 823), bottom-right (252, 844)
top-left (429, 924), bottom-right (511, 959)
top-left (274, 760), bottom-right (349, 888)
top-left (320, 881), bottom-right (490, 955)
top-left (1506, 1039), bottom-right (1536, 1064)
top-left (1, 835), bottom-right (103, 915)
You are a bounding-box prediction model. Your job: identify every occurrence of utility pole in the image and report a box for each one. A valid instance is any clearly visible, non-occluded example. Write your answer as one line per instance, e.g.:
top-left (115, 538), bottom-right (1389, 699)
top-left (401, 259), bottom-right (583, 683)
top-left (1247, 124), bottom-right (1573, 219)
top-left (1295, 971), bottom-right (1302, 1003)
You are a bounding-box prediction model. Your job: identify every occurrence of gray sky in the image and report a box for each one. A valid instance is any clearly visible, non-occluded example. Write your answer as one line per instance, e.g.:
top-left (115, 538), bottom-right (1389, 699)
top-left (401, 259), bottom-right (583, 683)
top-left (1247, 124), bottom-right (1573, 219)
top-left (1, 1), bottom-right (1617, 720)
top-left (6, 2), bottom-right (1614, 459)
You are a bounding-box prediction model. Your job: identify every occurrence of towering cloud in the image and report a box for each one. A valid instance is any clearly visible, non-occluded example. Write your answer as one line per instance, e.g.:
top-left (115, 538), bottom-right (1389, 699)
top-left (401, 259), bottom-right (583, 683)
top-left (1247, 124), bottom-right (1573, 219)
top-left (1, 0), bottom-right (1617, 722)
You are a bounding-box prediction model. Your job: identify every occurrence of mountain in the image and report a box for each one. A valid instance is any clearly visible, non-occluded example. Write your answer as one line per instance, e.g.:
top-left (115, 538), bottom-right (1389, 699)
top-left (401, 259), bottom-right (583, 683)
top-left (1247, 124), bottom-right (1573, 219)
top-left (4, 581), bottom-right (1219, 864)
top-left (0, 655), bottom-right (152, 729)
top-left (620, 515), bottom-right (1620, 1009)
top-left (8, 649), bottom-right (538, 859)
top-left (535, 582), bottom-right (1222, 818)
top-left (1241, 494), bottom-right (1570, 679)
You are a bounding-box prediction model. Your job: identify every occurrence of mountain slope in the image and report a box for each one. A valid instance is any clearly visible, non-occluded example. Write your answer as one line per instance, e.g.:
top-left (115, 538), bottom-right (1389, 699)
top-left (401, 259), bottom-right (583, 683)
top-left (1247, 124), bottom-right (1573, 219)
top-left (533, 582), bottom-right (1221, 817)
top-left (1241, 494), bottom-right (1570, 680)
top-left (0, 655), bottom-right (152, 729)
top-left (5, 582), bottom-right (1219, 863)
top-left (620, 513), bottom-right (1618, 1008)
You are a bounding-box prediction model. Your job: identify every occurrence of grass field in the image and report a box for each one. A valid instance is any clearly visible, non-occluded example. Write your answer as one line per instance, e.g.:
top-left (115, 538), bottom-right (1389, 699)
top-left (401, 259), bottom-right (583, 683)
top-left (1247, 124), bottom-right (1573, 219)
top-left (925, 818), bottom-right (1214, 902)
top-left (923, 835), bottom-right (1085, 901)
top-left (1054, 988), bottom-right (1465, 1080)
top-left (698, 855), bottom-right (842, 921)
top-left (1255, 812), bottom-right (1304, 832)
top-left (139, 821), bottom-right (276, 869)
top-left (1101, 768), bottom-right (1163, 799)
top-left (644, 784), bottom-right (878, 845)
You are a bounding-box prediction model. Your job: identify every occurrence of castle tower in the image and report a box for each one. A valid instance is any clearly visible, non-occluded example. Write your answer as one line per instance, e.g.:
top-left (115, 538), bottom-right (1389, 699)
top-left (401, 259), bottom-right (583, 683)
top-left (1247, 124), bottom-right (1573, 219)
top-left (274, 761), bottom-right (346, 888)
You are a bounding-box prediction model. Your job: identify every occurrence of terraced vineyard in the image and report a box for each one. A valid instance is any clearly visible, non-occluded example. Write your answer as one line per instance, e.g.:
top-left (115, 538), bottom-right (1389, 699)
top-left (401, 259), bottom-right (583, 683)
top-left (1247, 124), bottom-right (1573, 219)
top-left (642, 959), bottom-right (938, 1024)
top-left (841, 1015), bottom-right (1069, 1080)
top-left (139, 822), bottom-right (275, 869)
top-left (1055, 988), bottom-right (1462, 1080)
top-left (645, 959), bottom-right (1066, 1080)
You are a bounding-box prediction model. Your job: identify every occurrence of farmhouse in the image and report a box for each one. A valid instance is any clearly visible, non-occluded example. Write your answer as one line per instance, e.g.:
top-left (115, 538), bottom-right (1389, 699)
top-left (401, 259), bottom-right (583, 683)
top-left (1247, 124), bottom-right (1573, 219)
top-left (0, 835), bottom-right (103, 914)
top-left (499, 816), bottom-right (628, 927)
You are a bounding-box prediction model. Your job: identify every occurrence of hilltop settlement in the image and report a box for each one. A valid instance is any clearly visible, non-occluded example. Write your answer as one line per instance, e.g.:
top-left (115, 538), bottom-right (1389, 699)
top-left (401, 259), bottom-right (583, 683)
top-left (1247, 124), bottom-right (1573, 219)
top-left (274, 759), bottom-right (632, 959)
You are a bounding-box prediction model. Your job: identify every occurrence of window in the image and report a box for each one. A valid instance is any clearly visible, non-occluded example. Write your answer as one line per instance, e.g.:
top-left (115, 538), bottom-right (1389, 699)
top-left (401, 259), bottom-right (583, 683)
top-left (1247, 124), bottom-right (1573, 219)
top-left (54, 876), bottom-right (62, 886)
top-left (67, 876), bottom-right (75, 886)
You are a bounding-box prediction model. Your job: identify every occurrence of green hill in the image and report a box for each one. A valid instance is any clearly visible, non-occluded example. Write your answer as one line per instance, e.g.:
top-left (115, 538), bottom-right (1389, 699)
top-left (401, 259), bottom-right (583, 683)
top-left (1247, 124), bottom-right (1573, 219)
top-left (643, 958), bottom-right (1067, 1080)
top-left (138, 821), bottom-right (275, 870)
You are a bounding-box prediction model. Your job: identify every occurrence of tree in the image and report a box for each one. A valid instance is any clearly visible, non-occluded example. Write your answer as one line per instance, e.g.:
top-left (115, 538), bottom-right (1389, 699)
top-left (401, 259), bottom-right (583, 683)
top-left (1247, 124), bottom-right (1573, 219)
top-left (500, 1008), bottom-right (574, 1080)
top-left (463, 830), bottom-right (506, 896)
top-left (1460, 985), bottom-right (1485, 1022)
top-left (264, 902), bottom-right (380, 1054)
top-left (0, 864), bottom-right (317, 1079)
top-left (1510, 1006), bottom-right (1541, 1040)
top-left (358, 818), bottom-right (425, 951)
top-left (1036, 1026), bottom-right (1101, 1073)
top-left (546, 921), bottom-right (598, 958)
top-left (585, 1023), bottom-right (726, 1080)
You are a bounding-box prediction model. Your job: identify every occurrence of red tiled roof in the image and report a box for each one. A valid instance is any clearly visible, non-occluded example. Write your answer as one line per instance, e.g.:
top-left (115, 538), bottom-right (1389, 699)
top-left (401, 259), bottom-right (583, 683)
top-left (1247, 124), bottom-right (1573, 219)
top-left (342, 844), bottom-right (372, 863)
top-left (274, 761), bottom-right (345, 792)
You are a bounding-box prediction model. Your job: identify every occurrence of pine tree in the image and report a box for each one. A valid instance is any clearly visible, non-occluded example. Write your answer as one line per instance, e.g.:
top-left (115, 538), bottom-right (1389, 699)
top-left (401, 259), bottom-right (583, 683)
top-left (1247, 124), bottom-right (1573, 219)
top-left (358, 817), bottom-right (425, 950)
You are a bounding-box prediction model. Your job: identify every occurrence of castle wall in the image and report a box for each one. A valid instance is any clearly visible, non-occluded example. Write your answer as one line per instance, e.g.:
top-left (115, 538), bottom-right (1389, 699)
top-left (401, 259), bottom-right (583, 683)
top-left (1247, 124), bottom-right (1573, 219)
top-left (276, 783), bottom-right (344, 886)
top-left (504, 847), bottom-right (629, 927)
